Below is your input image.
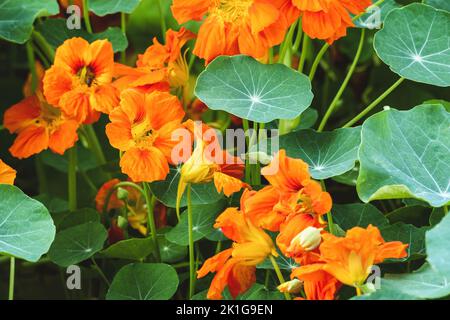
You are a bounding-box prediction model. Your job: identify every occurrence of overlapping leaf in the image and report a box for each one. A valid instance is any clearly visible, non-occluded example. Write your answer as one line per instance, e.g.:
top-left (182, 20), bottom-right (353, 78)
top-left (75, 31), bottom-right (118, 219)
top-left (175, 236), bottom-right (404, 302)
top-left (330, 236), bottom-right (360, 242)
top-left (89, 0), bottom-right (141, 16)
top-left (195, 55), bottom-right (313, 123)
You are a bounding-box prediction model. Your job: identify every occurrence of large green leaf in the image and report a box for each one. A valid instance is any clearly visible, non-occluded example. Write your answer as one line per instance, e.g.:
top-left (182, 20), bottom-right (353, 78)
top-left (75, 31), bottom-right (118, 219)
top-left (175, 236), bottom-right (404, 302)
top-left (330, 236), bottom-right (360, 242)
top-left (195, 55), bottom-right (313, 123)
top-left (40, 144), bottom-right (98, 173)
top-left (277, 127), bottom-right (361, 179)
top-left (357, 104), bottom-right (450, 207)
top-left (426, 213), bottom-right (450, 274)
top-left (165, 200), bottom-right (227, 246)
top-left (106, 263), bottom-right (178, 300)
top-left (0, 185), bottom-right (55, 262)
top-left (374, 3), bottom-right (450, 87)
top-left (158, 234), bottom-right (187, 263)
top-left (89, 0), bottom-right (141, 16)
top-left (48, 221), bottom-right (107, 267)
top-left (101, 237), bottom-right (153, 261)
top-left (332, 203), bottom-right (389, 230)
top-left (424, 0), bottom-right (450, 12)
top-left (150, 168), bottom-right (223, 208)
top-left (0, 0), bottom-right (59, 44)
top-left (35, 18), bottom-right (128, 53)
top-left (355, 264), bottom-right (450, 300)
top-left (380, 223), bottom-right (427, 260)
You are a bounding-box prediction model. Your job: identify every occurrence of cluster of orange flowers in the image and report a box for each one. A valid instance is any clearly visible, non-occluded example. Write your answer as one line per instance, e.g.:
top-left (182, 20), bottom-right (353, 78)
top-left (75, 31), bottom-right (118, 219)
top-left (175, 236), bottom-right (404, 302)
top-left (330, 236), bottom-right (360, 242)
top-left (196, 151), bottom-right (408, 300)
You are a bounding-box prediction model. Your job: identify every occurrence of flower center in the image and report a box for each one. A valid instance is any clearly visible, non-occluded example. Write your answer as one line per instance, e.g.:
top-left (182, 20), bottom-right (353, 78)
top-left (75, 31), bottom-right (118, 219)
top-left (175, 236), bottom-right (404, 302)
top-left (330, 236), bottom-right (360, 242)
top-left (35, 102), bottom-right (63, 132)
top-left (213, 0), bottom-right (253, 23)
top-left (77, 66), bottom-right (96, 87)
top-left (131, 119), bottom-right (157, 148)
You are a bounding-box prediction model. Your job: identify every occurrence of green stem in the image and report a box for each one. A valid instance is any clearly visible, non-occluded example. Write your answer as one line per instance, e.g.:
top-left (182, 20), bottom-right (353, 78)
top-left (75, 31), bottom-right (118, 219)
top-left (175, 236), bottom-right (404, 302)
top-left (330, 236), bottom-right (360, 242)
top-left (343, 77), bottom-right (405, 128)
top-left (68, 147), bottom-right (77, 212)
top-left (292, 21), bottom-right (303, 53)
top-left (157, 0), bottom-right (167, 37)
top-left (84, 125), bottom-right (107, 165)
top-left (298, 35), bottom-right (310, 73)
top-left (308, 43), bottom-right (330, 81)
top-left (25, 41), bottom-right (38, 93)
top-left (91, 258), bottom-right (111, 287)
top-left (320, 180), bottom-right (336, 235)
top-left (318, 28), bottom-right (366, 132)
top-left (187, 184), bottom-right (195, 299)
top-left (120, 13), bottom-right (127, 64)
top-left (143, 183), bottom-right (161, 262)
top-left (243, 120), bottom-right (251, 184)
top-left (278, 21), bottom-right (297, 65)
top-left (102, 182), bottom-right (145, 214)
top-left (8, 257), bottom-right (15, 300)
top-left (82, 0), bottom-right (93, 34)
top-left (35, 156), bottom-right (48, 195)
top-left (32, 31), bottom-right (55, 62)
top-left (269, 255), bottom-right (291, 300)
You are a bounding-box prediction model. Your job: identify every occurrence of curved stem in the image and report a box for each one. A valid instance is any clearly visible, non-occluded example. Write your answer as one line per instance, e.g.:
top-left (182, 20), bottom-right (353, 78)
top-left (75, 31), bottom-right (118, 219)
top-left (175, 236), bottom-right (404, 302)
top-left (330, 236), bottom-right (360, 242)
top-left (308, 43), bottom-right (330, 81)
top-left (25, 41), bottom-right (38, 93)
top-left (298, 35), bottom-right (310, 73)
top-left (269, 255), bottom-right (291, 300)
top-left (83, 125), bottom-right (106, 165)
top-left (82, 0), bottom-right (93, 34)
top-left (8, 257), bottom-right (15, 300)
top-left (157, 0), bottom-right (167, 37)
top-left (343, 77), bottom-right (405, 128)
top-left (187, 184), bottom-right (196, 299)
top-left (68, 147), bottom-right (77, 212)
top-left (318, 28), bottom-right (366, 132)
top-left (278, 20), bottom-right (297, 65)
top-left (32, 31), bottom-right (55, 62)
top-left (143, 183), bottom-right (161, 263)
top-left (91, 257), bottom-right (110, 287)
top-left (102, 181), bottom-right (145, 214)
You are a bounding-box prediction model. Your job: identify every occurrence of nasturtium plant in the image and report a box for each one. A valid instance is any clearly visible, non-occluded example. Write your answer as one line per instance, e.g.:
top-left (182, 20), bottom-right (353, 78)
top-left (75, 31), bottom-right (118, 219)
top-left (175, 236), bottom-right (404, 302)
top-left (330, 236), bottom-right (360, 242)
top-left (358, 104), bottom-right (450, 207)
top-left (374, 3), bottom-right (450, 87)
top-left (195, 55), bottom-right (314, 123)
top-left (0, 185), bottom-right (55, 262)
top-left (1, 0), bottom-right (450, 303)
top-left (0, 0), bottom-right (59, 43)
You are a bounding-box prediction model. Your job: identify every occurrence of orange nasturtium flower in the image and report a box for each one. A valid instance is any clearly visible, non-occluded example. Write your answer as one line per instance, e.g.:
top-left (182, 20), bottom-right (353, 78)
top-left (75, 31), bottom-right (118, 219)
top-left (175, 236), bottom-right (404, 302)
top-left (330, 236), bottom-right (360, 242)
top-left (106, 89), bottom-right (185, 183)
top-left (43, 38), bottom-right (119, 124)
top-left (197, 190), bottom-right (277, 299)
top-left (0, 159), bottom-right (16, 185)
top-left (292, 225), bottom-right (408, 292)
top-left (95, 179), bottom-right (167, 235)
top-left (291, 0), bottom-right (372, 44)
top-left (4, 63), bottom-right (79, 159)
top-left (114, 28), bottom-right (195, 93)
top-left (171, 0), bottom-right (298, 62)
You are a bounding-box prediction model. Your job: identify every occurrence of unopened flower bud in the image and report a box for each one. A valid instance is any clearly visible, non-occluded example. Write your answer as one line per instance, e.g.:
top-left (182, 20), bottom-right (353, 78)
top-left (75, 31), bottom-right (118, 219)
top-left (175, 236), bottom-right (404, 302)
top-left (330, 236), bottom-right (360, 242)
top-left (291, 226), bottom-right (322, 252)
top-left (117, 187), bottom-right (129, 200)
top-left (277, 279), bottom-right (303, 294)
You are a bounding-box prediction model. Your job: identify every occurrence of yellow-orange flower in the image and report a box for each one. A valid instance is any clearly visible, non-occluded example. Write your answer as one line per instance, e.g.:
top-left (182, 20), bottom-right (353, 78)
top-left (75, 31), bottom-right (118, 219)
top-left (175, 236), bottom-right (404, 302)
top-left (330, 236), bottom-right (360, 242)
top-left (0, 159), bottom-right (16, 185)
top-left (105, 89), bottom-right (185, 183)
top-left (171, 0), bottom-right (298, 62)
top-left (43, 38), bottom-right (119, 123)
top-left (197, 190), bottom-right (277, 299)
top-left (292, 225), bottom-right (408, 290)
top-left (292, 0), bottom-right (372, 44)
top-left (113, 28), bottom-right (195, 92)
top-left (290, 264), bottom-right (341, 300)
top-left (4, 63), bottom-right (79, 159)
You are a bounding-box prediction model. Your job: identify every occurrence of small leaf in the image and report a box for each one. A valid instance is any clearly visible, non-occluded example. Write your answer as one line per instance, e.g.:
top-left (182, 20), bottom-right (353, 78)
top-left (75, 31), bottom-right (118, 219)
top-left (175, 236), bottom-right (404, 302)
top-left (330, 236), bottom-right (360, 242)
top-left (35, 18), bottom-right (128, 53)
top-left (374, 3), bottom-right (450, 87)
top-left (0, 0), bottom-right (59, 44)
top-left (48, 221), bottom-right (107, 267)
top-left (0, 185), bottom-right (56, 262)
top-left (150, 168), bottom-right (223, 208)
top-left (357, 104), bottom-right (450, 207)
top-left (101, 237), bottom-right (153, 261)
top-left (106, 263), bottom-right (179, 300)
top-left (158, 235), bottom-right (187, 263)
top-left (40, 143), bottom-right (98, 173)
top-left (165, 200), bottom-right (227, 246)
top-left (89, 0), bottom-right (141, 16)
top-left (195, 55), bottom-right (313, 123)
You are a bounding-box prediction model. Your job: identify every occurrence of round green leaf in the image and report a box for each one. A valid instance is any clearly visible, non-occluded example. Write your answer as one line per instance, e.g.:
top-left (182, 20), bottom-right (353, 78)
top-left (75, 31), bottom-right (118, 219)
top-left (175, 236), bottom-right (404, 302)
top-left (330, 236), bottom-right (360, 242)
top-left (195, 55), bottom-right (313, 123)
top-left (57, 208), bottom-right (100, 231)
top-left (357, 104), bottom-right (450, 207)
top-left (101, 237), bottom-right (153, 261)
top-left (165, 200), bottom-right (227, 246)
top-left (36, 18), bottom-right (128, 53)
top-left (277, 127), bottom-right (361, 179)
top-left (150, 168), bottom-right (223, 208)
top-left (106, 263), bottom-right (179, 300)
top-left (424, 0), bottom-right (450, 12)
top-left (426, 213), bottom-right (450, 274)
top-left (0, 185), bottom-right (56, 262)
top-left (89, 0), bottom-right (141, 16)
top-left (0, 0), bottom-right (59, 44)
top-left (158, 235), bottom-right (187, 263)
top-left (48, 221), bottom-right (107, 267)
top-left (374, 3), bottom-right (450, 87)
